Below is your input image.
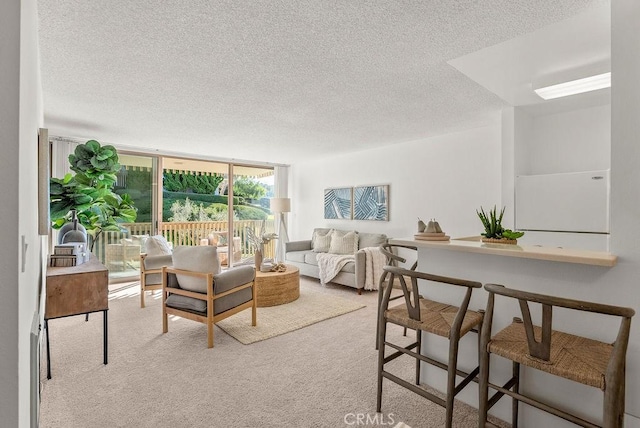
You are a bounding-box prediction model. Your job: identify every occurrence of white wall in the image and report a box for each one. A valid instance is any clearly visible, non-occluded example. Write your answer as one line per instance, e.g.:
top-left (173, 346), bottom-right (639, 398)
top-left (611, 0), bottom-right (640, 420)
top-left (19, 0), bottom-right (45, 427)
top-left (0, 1), bottom-right (22, 426)
top-left (290, 121), bottom-right (502, 242)
top-left (0, 0), bottom-right (44, 426)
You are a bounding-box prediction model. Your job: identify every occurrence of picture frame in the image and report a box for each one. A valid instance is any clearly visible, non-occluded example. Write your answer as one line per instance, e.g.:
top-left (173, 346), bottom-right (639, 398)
top-left (38, 128), bottom-right (50, 235)
top-left (353, 185), bottom-right (389, 221)
top-left (324, 187), bottom-right (352, 219)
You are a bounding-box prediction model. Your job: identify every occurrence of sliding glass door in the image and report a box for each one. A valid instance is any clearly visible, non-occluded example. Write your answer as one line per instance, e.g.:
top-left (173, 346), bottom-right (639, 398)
top-left (98, 154), bottom-right (158, 281)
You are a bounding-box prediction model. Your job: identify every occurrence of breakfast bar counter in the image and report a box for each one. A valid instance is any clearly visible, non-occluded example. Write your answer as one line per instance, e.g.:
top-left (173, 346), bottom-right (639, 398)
top-left (390, 236), bottom-right (617, 267)
top-left (387, 236), bottom-right (622, 427)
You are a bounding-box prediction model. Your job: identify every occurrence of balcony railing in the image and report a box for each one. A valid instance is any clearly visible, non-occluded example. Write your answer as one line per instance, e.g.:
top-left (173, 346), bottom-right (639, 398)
top-left (92, 219), bottom-right (276, 267)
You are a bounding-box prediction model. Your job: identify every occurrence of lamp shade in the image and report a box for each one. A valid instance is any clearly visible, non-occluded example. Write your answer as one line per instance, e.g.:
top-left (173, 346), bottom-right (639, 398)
top-left (270, 197), bottom-right (291, 213)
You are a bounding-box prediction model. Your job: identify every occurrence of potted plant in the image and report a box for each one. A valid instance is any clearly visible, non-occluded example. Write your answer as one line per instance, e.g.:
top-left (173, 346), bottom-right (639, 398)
top-left (49, 140), bottom-right (137, 251)
top-left (476, 206), bottom-right (524, 244)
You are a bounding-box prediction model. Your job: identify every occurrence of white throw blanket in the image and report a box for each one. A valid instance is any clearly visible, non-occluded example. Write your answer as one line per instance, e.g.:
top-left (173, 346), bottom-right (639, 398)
top-left (361, 246), bottom-right (387, 291)
top-left (316, 253), bottom-right (355, 285)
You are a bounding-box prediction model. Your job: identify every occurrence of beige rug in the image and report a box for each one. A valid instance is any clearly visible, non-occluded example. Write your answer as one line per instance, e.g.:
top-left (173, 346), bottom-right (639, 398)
top-left (216, 286), bottom-right (366, 344)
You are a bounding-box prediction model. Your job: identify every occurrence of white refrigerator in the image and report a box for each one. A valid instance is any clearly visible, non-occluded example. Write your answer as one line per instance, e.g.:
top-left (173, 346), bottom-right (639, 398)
top-left (515, 170), bottom-right (610, 251)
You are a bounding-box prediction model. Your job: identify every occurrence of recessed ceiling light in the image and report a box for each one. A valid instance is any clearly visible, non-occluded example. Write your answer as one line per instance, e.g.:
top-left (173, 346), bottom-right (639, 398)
top-left (533, 72), bottom-right (611, 100)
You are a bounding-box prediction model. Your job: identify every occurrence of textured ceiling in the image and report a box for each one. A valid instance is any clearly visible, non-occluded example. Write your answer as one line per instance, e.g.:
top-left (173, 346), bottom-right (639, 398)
top-left (38, 0), bottom-right (606, 165)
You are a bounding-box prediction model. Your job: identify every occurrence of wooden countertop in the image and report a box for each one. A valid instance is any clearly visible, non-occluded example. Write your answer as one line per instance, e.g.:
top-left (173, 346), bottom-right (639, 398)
top-left (389, 236), bottom-right (617, 267)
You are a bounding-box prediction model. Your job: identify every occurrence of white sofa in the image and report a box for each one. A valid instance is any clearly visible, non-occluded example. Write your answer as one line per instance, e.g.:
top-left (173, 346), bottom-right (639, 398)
top-left (284, 228), bottom-right (387, 293)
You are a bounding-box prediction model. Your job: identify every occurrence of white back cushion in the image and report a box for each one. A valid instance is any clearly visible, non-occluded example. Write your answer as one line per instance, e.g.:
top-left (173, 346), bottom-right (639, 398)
top-left (172, 246), bottom-right (221, 293)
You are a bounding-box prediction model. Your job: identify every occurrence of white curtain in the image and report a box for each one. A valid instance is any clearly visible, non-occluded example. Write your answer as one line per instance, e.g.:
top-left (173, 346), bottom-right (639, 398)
top-left (274, 166), bottom-right (290, 262)
top-left (50, 137), bottom-right (81, 179)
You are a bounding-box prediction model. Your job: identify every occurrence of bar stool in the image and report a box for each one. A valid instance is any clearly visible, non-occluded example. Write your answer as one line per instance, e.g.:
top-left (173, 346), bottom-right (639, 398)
top-left (478, 284), bottom-right (635, 428)
top-left (375, 243), bottom-right (418, 350)
top-left (377, 265), bottom-right (484, 428)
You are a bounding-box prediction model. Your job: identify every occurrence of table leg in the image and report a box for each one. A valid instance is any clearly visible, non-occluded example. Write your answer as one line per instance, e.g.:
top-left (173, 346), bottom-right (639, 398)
top-left (45, 319), bottom-right (52, 379)
top-left (103, 310), bottom-right (108, 365)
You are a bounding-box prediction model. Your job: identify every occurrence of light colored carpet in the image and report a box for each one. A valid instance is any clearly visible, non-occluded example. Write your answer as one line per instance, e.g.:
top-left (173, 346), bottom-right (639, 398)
top-left (217, 287), bottom-right (365, 344)
top-left (39, 277), bottom-right (507, 428)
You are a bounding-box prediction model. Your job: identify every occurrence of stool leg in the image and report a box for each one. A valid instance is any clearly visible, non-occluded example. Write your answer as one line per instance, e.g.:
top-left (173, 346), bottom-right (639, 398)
top-left (376, 314), bottom-right (388, 412)
top-left (478, 348), bottom-right (490, 427)
top-left (512, 361), bottom-right (520, 428)
top-left (375, 286), bottom-right (383, 350)
top-left (603, 361), bottom-right (626, 428)
top-left (415, 329), bottom-right (421, 385)
top-left (445, 338), bottom-right (460, 428)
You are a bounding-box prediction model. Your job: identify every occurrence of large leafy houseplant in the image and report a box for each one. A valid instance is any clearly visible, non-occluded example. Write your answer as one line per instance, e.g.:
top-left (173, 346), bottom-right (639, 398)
top-left (476, 206), bottom-right (524, 243)
top-left (49, 140), bottom-right (137, 250)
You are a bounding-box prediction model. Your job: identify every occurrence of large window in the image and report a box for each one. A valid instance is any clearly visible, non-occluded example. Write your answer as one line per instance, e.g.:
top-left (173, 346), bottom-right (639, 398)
top-left (52, 139), bottom-right (277, 281)
top-left (96, 154), bottom-right (158, 281)
top-left (161, 159), bottom-right (275, 267)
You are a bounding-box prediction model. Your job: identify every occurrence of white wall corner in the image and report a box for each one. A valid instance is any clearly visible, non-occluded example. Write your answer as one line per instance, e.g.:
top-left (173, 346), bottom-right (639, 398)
top-left (500, 108), bottom-right (515, 228)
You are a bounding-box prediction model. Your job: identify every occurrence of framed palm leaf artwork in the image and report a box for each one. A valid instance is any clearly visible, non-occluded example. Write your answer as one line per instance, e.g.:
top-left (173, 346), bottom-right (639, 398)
top-left (353, 185), bottom-right (389, 221)
top-left (324, 187), bottom-right (352, 219)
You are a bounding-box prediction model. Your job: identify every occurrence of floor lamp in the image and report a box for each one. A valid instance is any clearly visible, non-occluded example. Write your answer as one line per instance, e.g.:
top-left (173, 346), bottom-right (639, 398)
top-left (270, 198), bottom-right (291, 263)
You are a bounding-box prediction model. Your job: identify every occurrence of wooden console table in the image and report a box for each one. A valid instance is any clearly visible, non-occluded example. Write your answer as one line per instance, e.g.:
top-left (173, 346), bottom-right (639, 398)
top-left (45, 254), bottom-right (109, 379)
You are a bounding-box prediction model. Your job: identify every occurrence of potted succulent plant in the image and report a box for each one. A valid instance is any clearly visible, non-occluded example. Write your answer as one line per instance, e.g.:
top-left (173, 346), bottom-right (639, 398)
top-left (476, 206), bottom-right (524, 244)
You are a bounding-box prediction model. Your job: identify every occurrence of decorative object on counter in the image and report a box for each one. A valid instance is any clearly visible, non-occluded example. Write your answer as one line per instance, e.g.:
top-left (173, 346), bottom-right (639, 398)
top-left (476, 206), bottom-right (524, 245)
top-left (414, 218), bottom-right (450, 241)
top-left (417, 218), bottom-right (426, 232)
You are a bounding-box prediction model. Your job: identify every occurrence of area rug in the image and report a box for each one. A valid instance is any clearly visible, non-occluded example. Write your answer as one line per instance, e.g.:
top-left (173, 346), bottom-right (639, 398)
top-left (216, 286), bottom-right (366, 344)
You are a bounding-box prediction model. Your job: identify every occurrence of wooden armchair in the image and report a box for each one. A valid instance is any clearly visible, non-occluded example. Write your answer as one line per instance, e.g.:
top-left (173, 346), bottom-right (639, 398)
top-left (162, 263), bottom-right (257, 348)
top-left (139, 253), bottom-right (172, 308)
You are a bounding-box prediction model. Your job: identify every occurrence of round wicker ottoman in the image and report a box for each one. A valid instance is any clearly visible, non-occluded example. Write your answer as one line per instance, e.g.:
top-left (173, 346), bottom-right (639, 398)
top-left (254, 265), bottom-right (300, 307)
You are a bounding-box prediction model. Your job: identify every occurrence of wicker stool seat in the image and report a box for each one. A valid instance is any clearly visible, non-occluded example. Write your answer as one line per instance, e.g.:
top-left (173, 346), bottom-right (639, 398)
top-left (489, 321), bottom-right (612, 390)
top-left (386, 298), bottom-right (483, 339)
top-left (479, 283), bottom-right (635, 428)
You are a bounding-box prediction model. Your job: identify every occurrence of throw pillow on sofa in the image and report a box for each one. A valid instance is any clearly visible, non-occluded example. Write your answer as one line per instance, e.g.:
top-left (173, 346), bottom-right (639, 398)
top-left (172, 246), bottom-right (221, 293)
top-left (329, 230), bottom-right (359, 255)
top-left (312, 229), bottom-right (333, 252)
